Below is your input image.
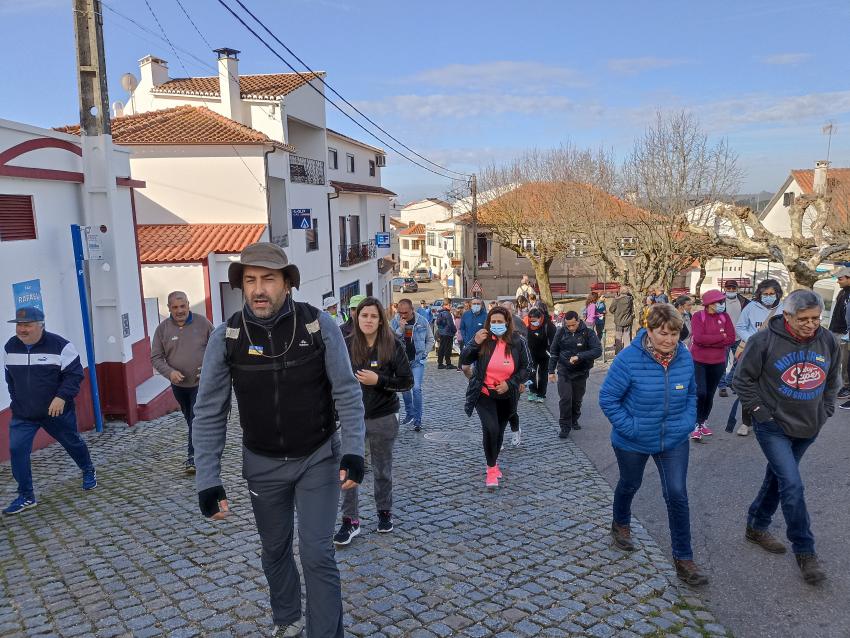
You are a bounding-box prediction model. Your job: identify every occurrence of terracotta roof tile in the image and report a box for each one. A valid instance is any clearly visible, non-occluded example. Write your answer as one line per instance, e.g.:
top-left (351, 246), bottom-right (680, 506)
top-left (791, 167), bottom-right (850, 223)
top-left (330, 180), bottom-right (396, 196)
top-left (55, 106), bottom-right (295, 152)
top-left (152, 72), bottom-right (324, 100)
top-left (137, 223), bottom-right (265, 263)
top-left (399, 223), bottom-right (426, 236)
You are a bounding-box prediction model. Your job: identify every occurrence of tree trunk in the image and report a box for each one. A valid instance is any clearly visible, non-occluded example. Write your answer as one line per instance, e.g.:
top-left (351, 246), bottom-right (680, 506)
top-left (532, 258), bottom-right (555, 307)
top-left (694, 260), bottom-right (707, 299)
top-left (786, 266), bottom-right (818, 291)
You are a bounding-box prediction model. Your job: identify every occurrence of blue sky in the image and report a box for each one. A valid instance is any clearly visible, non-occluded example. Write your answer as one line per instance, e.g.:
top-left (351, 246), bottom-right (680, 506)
top-left (2, 0), bottom-right (849, 202)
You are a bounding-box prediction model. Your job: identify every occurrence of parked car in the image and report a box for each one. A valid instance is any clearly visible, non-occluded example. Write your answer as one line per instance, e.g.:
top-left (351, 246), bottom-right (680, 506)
top-left (413, 267), bottom-right (431, 283)
top-left (392, 277), bottom-right (418, 293)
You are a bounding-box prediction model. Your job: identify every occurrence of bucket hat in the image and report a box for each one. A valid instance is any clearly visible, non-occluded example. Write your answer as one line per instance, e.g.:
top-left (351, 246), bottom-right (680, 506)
top-left (228, 242), bottom-right (300, 290)
top-left (701, 289), bottom-right (726, 306)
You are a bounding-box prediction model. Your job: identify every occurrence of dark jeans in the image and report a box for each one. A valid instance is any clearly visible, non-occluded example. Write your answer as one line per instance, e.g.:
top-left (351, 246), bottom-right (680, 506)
top-left (243, 437), bottom-right (343, 637)
top-left (528, 353), bottom-right (549, 398)
top-left (475, 393), bottom-right (513, 467)
top-left (694, 362), bottom-right (725, 424)
top-left (437, 334), bottom-right (454, 366)
top-left (595, 321), bottom-right (604, 341)
top-left (10, 412), bottom-right (94, 499)
top-left (172, 384), bottom-right (198, 458)
top-left (341, 414), bottom-right (398, 518)
top-left (717, 340), bottom-right (740, 389)
top-left (613, 440), bottom-right (693, 560)
top-left (557, 374), bottom-right (587, 432)
top-left (748, 419), bottom-right (817, 555)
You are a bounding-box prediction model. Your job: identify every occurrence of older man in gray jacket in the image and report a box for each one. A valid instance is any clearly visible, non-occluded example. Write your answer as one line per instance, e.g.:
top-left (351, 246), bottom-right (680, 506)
top-left (191, 242), bottom-right (365, 638)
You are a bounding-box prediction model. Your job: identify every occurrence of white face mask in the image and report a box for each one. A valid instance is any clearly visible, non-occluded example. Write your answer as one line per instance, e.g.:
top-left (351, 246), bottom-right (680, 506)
top-left (725, 291), bottom-right (737, 299)
top-left (472, 304), bottom-right (482, 313)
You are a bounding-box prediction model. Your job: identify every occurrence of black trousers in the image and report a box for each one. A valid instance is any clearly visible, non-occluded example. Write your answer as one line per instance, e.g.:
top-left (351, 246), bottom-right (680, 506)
top-left (437, 334), bottom-right (454, 366)
top-left (694, 362), bottom-right (725, 424)
top-left (475, 393), bottom-right (514, 467)
top-left (557, 374), bottom-right (587, 432)
top-left (528, 353), bottom-right (549, 397)
top-left (171, 384), bottom-right (198, 458)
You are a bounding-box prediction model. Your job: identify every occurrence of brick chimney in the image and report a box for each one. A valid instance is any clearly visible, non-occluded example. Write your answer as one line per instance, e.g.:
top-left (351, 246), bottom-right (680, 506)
top-left (215, 48), bottom-right (242, 123)
top-left (139, 55), bottom-right (169, 87)
top-left (813, 160), bottom-right (830, 195)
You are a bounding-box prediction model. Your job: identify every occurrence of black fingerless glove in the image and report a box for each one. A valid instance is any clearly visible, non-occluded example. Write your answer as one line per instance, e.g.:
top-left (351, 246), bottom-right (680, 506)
top-left (198, 485), bottom-right (227, 518)
top-left (339, 454), bottom-right (365, 484)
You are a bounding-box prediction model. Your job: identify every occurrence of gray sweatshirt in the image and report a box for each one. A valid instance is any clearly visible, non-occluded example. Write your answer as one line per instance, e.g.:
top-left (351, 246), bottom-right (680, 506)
top-left (192, 309), bottom-right (366, 492)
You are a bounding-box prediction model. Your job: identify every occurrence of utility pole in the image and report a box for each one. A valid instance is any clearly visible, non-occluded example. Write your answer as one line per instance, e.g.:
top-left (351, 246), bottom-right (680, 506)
top-left (73, 0), bottom-right (111, 135)
top-left (471, 173), bottom-right (478, 297)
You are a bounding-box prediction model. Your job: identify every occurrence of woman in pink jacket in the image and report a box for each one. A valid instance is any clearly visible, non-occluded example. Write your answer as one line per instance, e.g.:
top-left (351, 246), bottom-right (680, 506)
top-left (689, 290), bottom-right (736, 441)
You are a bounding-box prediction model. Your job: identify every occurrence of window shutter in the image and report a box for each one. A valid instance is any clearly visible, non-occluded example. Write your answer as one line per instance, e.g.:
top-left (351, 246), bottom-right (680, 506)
top-left (0, 195), bottom-right (37, 241)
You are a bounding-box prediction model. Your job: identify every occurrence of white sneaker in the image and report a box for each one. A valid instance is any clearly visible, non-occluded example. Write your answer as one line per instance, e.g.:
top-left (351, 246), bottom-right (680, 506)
top-left (273, 619), bottom-right (304, 637)
top-left (736, 423), bottom-right (750, 436)
top-left (511, 428), bottom-right (522, 447)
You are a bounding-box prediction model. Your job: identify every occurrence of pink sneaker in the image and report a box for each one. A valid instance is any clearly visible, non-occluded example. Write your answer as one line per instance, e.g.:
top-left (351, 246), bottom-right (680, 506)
top-left (494, 465), bottom-right (503, 479)
top-left (699, 423), bottom-right (714, 436)
top-left (485, 467), bottom-right (499, 488)
top-left (690, 428), bottom-right (703, 442)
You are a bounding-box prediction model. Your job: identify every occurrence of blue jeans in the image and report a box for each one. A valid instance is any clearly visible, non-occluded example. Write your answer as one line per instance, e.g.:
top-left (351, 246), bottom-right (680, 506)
top-left (747, 419), bottom-right (817, 554)
top-left (171, 384), bottom-right (198, 458)
top-left (717, 340), bottom-right (740, 389)
top-left (9, 411), bottom-right (94, 499)
top-left (401, 361), bottom-right (425, 424)
top-left (613, 440), bottom-right (693, 559)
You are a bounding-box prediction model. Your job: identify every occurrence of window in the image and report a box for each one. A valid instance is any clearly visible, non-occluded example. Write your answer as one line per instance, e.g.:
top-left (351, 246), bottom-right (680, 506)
top-left (346, 153), bottom-right (355, 173)
top-left (568, 238), bottom-right (586, 258)
top-left (432, 257), bottom-right (438, 267)
top-left (618, 237), bottom-right (637, 257)
top-left (366, 283), bottom-right (373, 297)
top-left (339, 281), bottom-right (360, 310)
top-left (520, 238), bottom-right (538, 256)
top-left (349, 215), bottom-right (360, 245)
top-left (0, 194), bottom-right (37, 241)
top-left (783, 192), bottom-right (795, 207)
top-left (402, 239), bottom-right (409, 250)
top-left (306, 218), bottom-right (319, 252)
top-left (402, 261), bottom-right (409, 270)
top-left (380, 215), bottom-right (386, 232)
top-left (328, 148), bottom-right (338, 170)
top-left (369, 160), bottom-right (376, 177)
top-left (426, 231), bottom-right (437, 247)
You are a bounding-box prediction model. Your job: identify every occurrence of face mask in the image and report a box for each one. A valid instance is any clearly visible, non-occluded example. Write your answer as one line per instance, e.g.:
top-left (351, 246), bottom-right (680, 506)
top-left (490, 323), bottom-right (507, 336)
top-left (761, 295), bottom-right (777, 306)
top-left (530, 320), bottom-right (541, 327)
top-left (472, 304), bottom-right (482, 313)
top-left (725, 291), bottom-right (737, 299)
top-left (714, 302), bottom-right (726, 313)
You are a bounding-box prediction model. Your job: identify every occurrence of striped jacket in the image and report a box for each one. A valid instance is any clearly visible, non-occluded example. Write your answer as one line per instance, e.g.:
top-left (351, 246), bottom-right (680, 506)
top-left (4, 331), bottom-right (83, 420)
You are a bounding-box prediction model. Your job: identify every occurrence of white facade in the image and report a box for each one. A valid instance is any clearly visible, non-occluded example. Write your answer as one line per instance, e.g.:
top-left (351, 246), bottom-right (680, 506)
top-left (398, 227), bottom-right (427, 275)
top-left (399, 199), bottom-right (452, 225)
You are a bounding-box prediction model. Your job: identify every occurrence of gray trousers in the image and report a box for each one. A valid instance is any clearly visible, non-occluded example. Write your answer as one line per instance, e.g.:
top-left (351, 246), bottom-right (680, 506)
top-left (833, 334), bottom-right (849, 387)
top-left (614, 326), bottom-right (633, 354)
top-left (342, 413), bottom-right (398, 519)
top-left (243, 436), bottom-right (343, 638)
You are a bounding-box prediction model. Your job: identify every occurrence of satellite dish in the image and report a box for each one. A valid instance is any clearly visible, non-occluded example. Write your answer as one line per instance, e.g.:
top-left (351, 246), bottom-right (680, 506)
top-left (121, 72), bottom-right (139, 93)
top-left (112, 101), bottom-right (124, 118)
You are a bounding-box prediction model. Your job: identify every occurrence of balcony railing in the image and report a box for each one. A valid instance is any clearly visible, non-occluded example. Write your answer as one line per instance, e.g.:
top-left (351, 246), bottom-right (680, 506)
top-left (340, 240), bottom-right (376, 267)
top-left (289, 155), bottom-right (326, 185)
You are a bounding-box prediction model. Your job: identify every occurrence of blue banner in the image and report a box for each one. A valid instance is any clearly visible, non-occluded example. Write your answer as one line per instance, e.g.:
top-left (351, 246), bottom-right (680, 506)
top-left (291, 208), bottom-right (312, 230)
top-left (12, 279), bottom-right (43, 311)
top-left (375, 232), bottom-right (390, 248)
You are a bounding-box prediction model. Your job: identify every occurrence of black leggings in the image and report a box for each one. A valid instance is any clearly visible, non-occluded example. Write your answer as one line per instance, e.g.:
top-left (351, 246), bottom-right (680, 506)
top-left (437, 334), bottom-right (454, 366)
top-left (475, 393), bottom-right (513, 467)
top-left (528, 353), bottom-right (549, 397)
top-left (694, 362), bottom-right (726, 424)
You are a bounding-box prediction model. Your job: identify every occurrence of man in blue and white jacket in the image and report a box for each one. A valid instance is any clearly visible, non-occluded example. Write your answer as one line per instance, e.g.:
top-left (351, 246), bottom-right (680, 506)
top-left (3, 307), bottom-right (96, 515)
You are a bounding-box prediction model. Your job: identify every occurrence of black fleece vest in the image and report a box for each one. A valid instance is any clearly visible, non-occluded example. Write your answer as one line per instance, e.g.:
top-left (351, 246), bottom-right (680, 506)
top-left (226, 303), bottom-right (335, 458)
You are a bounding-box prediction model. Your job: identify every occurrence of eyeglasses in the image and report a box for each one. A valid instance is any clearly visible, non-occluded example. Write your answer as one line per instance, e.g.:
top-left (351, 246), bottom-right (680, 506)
top-left (791, 316), bottom-right (821, 325)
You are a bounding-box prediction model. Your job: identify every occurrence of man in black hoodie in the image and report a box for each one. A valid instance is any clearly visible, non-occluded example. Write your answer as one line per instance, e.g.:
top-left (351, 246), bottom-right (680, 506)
top-left (733, 290), bottom-right (841, 585)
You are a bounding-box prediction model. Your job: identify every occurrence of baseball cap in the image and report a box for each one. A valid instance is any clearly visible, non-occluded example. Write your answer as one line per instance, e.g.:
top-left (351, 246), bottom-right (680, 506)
top-left (8, 306), bottom-right (45, 323)
top-left (834, 266), bottom-right (850, 278)
top-left (228, 242), bottom-right (301, 290)
top-left (348, 294), bottom-right (367, 310)
top-left (723, 280), bottom-right (738, 289)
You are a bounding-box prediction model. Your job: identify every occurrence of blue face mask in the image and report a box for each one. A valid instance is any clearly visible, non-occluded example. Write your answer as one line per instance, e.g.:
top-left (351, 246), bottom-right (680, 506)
top-left (761, 294), bottom-right (777, 307)
top-left (490, 323), bottom-right (507, 336)
top-left (714, 302), bottom-right (726, 313)
top-left (472, 304), bottom-right (482, 313)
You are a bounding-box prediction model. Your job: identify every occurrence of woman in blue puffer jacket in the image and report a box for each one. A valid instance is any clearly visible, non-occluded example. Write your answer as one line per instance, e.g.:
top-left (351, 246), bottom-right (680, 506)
top-left (599, 303), bottom-right (708, 587)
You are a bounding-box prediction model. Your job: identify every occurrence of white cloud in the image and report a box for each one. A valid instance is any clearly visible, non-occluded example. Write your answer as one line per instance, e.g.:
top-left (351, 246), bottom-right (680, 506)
top-left (759, 52), bottom-right (812, 65)
top-left (697, 90), bottom-right (850, 128)
top-left (0, 0), bottom-right (64, 13)
top-left (353, 93), bottom-right (575, 120)
top-left (409, 61), bottom-right (586, 93)
top-left (607, 57), bottom-right (690, 75)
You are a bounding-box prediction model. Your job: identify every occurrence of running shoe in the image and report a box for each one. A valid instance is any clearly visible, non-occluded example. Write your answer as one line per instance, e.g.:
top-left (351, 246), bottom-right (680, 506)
top-left (446, 364), bottom-right (456, 370)
top-left (698, 423), bottom-right (714, 437)
top-left (494, 465), bottom-right (503, 479)
top-left (736, 423), bottom-right (750, 436)
top-left (333, 518), bottom-right (360, 546)
top-left (536, 394), bottom-right (546, 403)
top-left (3, 496), bottom-right (37, 515)
top-left (400, 415), bottom-right (415, 426)
top-left (485, 467), bottom-right (499, 488)
top-left (183, 457), bottom-right (196, 474)
top-left (377, 510), bottom-right (393, 533)
top-left (272, 618), bottom-right (304, 637)
top-left (413, 422), bottom-right (422, 432)
top-left (82, 468), bottom-right (97, 491)
top-left (837, 386), bottom-right (850, 399)
top-left (511, 428), bottom-right (521, 447)
top-left (526, 392), bottom-right (537, 402)
top-left (690, 428), bottom-right (703, 442)
top-left (839, 399), bottom-right (850, 411)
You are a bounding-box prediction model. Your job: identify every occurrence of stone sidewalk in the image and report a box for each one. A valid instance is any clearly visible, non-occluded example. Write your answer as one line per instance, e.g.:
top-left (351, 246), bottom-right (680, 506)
top-left (1, 363), bottom-right (730, 637)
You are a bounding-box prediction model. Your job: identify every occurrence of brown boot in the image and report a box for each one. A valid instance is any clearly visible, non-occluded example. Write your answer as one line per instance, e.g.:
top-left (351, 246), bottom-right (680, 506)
top-left (745, 527), bottom-right (787, 554)
top-left (674, 559), bottom-right (709, 587)
top-left (610, 523), bottom-right (636, 552)
top-left (795, 554), bottom-right (826, 585)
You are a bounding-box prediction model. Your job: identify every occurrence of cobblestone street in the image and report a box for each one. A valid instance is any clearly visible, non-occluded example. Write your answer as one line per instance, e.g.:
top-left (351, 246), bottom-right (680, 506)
top-left (1, 363), bottom-right (730, 637)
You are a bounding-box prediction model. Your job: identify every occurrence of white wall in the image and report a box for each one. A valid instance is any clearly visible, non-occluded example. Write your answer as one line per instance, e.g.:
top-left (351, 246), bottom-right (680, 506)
top-left (326, 132), bottom-right (383, 188)
top-left (141, 264), bottom-right (206, 323)
top-left (400, 200), bottom-right (452, 225)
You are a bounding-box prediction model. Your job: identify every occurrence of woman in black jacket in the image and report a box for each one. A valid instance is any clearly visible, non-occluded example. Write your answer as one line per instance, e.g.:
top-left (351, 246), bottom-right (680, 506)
top-left (460, 307), bottom-right (532, 489)
top-left (334, 297), bottom-right (413, 545)
top-left (525, 307), bottom-right (556, 403)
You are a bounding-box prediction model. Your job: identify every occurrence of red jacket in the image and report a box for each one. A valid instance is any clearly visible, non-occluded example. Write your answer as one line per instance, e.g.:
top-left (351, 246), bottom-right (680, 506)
top-left (689, 310), bottom-right (736, 364)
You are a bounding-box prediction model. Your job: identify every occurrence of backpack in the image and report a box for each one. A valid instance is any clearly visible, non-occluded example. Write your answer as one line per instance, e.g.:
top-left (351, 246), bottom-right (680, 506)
top-left (438, 309), bottom-right (457, 335)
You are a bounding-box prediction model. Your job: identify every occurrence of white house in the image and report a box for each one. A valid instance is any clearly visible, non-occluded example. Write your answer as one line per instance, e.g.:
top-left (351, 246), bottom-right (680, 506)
top-left (397, 223), bottom-right (427, 276)
top-left (399, 198), bottom-right (452, 225)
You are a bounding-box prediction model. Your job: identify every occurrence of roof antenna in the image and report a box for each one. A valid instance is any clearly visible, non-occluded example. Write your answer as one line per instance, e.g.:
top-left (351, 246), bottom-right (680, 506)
top-left (822, 121), bottom-right (836, 163)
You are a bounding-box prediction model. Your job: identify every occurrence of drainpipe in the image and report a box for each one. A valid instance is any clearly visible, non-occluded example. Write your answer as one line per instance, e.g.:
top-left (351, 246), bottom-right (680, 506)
top-left (263, 145), bottom-right (277, 237)
top-left (327, 190), bottom-right (339, 294)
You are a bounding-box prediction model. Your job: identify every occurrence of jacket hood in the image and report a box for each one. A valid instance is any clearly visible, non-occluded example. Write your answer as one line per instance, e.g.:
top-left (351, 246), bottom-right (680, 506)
top-left (765, 313), bottom-right (828, 346)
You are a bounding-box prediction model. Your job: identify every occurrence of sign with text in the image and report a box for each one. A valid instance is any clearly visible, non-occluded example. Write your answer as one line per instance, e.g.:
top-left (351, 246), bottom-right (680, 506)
top-left (375, 232), bottom-right (390, 248)
top-left (291, 208), bottom-right (312, 230)
top-left (85, 229), bottom-right (104, 260)
top-left (12, 279), bottom-right (43, 311)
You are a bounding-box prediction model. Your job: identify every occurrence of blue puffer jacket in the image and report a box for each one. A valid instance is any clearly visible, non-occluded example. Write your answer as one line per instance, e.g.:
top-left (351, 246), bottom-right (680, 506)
top-left (599, 329), bottom-right (696, 454)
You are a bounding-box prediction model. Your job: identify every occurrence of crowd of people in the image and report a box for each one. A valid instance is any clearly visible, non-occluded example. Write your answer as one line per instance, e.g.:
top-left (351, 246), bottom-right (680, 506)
top-left (3, 241), bottom-right (849, 636)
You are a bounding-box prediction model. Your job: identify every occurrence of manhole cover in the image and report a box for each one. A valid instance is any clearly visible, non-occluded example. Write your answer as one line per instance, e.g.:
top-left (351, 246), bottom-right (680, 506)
top-left (423, 431), bottom-right (478, 444)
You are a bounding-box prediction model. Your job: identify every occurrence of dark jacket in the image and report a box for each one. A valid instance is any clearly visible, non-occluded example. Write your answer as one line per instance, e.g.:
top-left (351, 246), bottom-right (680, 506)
top-left (526, 320), bottom-right (556, 360)
top-left (346, 336), bottom-right (413, 420)
top-left (460, 336), bottom-right (532, 416)
top-left (609, 293), bottom-right (635, 328)
top-left (436, 308), bottom-right (457, 337)
top-left (828, 287), bottom-right (849, 334)
top-left (548, 321), bottom-right (602, 378)
top-left (4, 331), bottom-right (84, 420)
top-left (732, 315), bottom-right (841, 439)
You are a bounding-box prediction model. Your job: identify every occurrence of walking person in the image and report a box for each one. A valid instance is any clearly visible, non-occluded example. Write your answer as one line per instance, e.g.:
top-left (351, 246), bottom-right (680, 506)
top-left (526, 308), bottom-right (556, 404)
top-left (717, 280), bottom-right (750, 397)
top-left (827, 267), bottom-right (850, 408)
top-left (322, 296), bottom-right (347, 327)
top-left (673, 296), bottom-right (694, 347)
top-left (3, 307), bottom-right (97, 515)
top-left (689, 290), bottom-right (736, 441)
top-left (599, 303), bottom-right (708, 586)
top-left (460, 299), bottom-right (486, 346)
top-left (548, 310), bottom-right (602, 438)
top-left (609, 287), bottom-right (635, 354)
top-left (594, 294), bottom-right (607, 341)
top-left (460, 307), bottom-right (531, 488)
top-left (435, 298), bottom-right (457, 369)
top-left (391, 298), bottom-right (434, 432)
top-left (334, 297), bottom-right (413, 546)
top-left (733, 290), bottom-right (841, 585)
top-left (416, 299), bottom-right (433, 327)
top-left (583, 292), bottom-right (599, 331)
top-left (516, 274), bottom-right (535, 300)
top-left (150, 291), bottom-right (214, 474)
top-left (191, 242), bottom-right (365, 638)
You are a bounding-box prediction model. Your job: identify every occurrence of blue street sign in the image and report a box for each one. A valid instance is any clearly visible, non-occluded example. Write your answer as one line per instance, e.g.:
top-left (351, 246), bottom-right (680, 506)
top-left (12, 279), bottom-right (43, 311)
top-left (375, 232), bottom-right (390, 248)
top-left (291, 208), bottom-right (312, 229)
